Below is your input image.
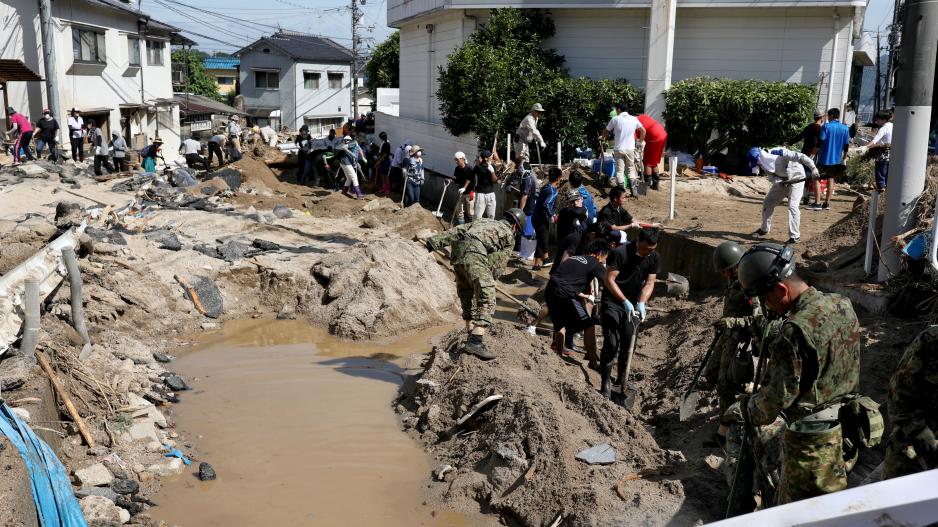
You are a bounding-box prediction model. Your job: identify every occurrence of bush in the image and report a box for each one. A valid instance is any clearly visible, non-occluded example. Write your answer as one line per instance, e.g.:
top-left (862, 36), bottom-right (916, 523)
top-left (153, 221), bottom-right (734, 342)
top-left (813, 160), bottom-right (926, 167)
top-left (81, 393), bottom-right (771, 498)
top-left (437, 9), bottom-right (643, 157)
top-left (365, 32), bottom-right (400, 91)
top-left (664, 77), bottom-right (816, 158)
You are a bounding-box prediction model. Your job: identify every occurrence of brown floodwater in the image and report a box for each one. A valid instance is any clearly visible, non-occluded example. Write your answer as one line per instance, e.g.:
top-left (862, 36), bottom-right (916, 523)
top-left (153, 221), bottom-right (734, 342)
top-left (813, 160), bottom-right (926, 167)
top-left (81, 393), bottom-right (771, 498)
top-left (151, 319), bottom-right (479, 527)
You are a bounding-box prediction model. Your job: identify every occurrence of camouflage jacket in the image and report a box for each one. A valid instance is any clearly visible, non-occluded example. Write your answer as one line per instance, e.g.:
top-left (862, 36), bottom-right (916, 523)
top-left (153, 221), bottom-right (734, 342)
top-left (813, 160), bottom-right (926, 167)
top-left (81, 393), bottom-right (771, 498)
top-left (889, 326), bottom-right (938, 440)
top-left (748, 287), bottom-right (861, 426)
top-left (721, 280), bottom-right (765, 338)
top-left (428, 219), bottom-right (515, 271)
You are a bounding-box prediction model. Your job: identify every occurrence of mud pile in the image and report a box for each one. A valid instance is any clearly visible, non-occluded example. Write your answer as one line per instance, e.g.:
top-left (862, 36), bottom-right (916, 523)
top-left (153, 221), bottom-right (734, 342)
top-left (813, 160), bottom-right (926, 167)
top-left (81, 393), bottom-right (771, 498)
top-left (398, 322), bottom-right (691, 527)
top-left (801, 194), bottom-right (870, 268)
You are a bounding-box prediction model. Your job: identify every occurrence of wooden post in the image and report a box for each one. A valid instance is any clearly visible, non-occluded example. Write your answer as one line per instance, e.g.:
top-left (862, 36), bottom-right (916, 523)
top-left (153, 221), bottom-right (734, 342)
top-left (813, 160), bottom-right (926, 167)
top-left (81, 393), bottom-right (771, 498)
top-left (36, 351), bottom-right (96, 447)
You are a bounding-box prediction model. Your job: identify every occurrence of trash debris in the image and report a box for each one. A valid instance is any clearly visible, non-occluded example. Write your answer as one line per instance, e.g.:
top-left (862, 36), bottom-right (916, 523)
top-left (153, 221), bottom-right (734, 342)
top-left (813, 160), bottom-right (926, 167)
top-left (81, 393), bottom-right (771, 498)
top-left (575, 443), bottom-right (616, 465)
top-left (455, 394), bottom-right (503, 427)
top-left (432, 463), bottom-right (455, 481)
top-left (163, 447), bottom-right (192, 465)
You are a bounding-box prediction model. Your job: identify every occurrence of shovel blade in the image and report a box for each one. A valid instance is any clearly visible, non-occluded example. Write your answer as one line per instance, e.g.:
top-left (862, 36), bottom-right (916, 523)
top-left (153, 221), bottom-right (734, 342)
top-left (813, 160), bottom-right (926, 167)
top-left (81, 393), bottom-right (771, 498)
top-left (679, 391), bottom-right (700, 422)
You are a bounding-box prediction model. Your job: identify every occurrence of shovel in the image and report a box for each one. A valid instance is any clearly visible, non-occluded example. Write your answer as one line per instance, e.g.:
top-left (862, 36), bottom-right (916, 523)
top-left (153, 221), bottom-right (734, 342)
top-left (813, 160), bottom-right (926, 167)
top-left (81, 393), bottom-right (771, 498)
top-left (433, 179), bottom-right (451, 218)
top-left (679, 331), bottom-right (722, 421)
top-left (656, 272), bottom-right (690, 297)
top-left (619, 317), bottom-right (641, 411)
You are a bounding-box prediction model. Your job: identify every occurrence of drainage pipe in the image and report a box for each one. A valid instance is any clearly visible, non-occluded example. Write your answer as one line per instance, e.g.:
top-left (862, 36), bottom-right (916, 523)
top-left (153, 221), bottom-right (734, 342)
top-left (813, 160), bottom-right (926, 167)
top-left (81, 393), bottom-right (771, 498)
top-left (669, 156), bottom-right (678, 220)
top-left (20, 280), bottom-right (40, 360)
top-left (61, 247), bottom-right (92, 360)
top-left (864, 190), bottom-right (879, 275)
top-left (929, 191), bottom-right (938, 273)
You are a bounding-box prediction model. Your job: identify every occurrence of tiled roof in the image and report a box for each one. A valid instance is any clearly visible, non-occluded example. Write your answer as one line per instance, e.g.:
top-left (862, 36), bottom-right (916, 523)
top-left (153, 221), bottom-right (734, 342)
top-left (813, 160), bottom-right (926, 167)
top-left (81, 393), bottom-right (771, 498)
top-left (237, 31), bottom-right (353, 63)
top-left (203, 57), bottom-right (240, 70)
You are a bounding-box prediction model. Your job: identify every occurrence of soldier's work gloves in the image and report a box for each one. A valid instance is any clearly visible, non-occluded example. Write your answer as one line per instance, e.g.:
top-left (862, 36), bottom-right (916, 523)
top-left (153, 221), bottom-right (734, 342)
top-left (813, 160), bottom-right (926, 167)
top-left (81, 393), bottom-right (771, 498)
top-left (636, 302), bottom-right (647, 321)
top-left (722, 395), bottom-right (752, 427)
top-left (425, 239), bottom-right (438, 252)
top-left (623, 299), bottom-right (634, 314)
top-left (912, 427), bottom-right (938, 466)
top-left (714, 317), bottom-right (737, 330)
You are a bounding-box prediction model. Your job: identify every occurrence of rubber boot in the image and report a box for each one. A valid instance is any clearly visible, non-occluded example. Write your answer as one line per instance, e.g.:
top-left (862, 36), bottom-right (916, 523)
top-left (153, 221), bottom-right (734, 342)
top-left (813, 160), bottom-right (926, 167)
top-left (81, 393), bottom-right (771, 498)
top-left (353, 185), bottom-right (364, 199)
top-left (342, 186), bottom-right (351, 197)
top-left (463, 334), bottom-right (495, 360)
top-left (600, 364), bottom-right (613, 399)
top-left (650, 171), bottom-right (660, 191)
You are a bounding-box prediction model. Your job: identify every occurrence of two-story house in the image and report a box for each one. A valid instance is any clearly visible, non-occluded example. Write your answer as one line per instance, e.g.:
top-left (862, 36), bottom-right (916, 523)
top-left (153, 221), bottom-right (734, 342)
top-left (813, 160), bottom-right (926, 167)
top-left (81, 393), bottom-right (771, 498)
top-left (236, 30), bottom-right (354, 136)
top-left (380, 0), bottom-right (876, 174)
top-left (1, 0), bottom-right (191, 160)
top-left (203, 56), bottom-right (240, 96)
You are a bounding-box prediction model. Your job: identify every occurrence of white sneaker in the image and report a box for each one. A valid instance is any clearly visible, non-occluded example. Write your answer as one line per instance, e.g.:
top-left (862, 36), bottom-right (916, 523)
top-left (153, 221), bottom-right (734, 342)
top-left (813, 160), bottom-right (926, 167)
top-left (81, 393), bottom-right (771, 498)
top-left (525, 326), bottom-right (537, 336)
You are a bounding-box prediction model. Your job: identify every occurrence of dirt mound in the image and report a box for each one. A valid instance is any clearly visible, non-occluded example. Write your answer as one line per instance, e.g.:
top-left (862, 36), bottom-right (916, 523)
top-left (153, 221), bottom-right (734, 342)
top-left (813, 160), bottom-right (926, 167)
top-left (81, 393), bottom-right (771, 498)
top-left (801, 195), bottom-right (870, 267)
top-left (266, 238), bottom-right (458, 339)
top-left (398, 322), bottom-right (691, 527)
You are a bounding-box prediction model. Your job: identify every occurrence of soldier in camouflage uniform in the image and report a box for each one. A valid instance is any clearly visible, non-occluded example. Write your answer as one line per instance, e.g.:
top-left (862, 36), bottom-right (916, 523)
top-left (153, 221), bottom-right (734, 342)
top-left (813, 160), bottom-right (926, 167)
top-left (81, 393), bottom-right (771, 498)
top-left (426, 208), bottom-right (525, 360)
top-left (884, 326), bottom-right (938, 478)
top-left (723, 242), bottom-right (860, 509)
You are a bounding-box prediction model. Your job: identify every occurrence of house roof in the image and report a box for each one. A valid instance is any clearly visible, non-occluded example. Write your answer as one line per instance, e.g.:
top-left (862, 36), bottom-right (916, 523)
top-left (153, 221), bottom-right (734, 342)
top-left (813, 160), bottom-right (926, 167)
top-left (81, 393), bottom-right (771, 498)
top-left (203, 57), bottom-right (240, 70)
top-left (173, 93), bottom-right (246, 117)
top-left (86, 0), bottom-right (197, 46)
top-left (0, 60), bottom-right (43, 83)
top-left (236, 31), bottom-right (354, 63)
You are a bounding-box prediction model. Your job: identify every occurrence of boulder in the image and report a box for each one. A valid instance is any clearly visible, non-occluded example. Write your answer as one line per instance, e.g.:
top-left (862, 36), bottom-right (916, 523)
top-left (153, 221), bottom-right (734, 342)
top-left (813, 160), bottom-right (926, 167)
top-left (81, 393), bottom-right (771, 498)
top-left (147, 458), bottom-right (184, 477)
top-left (75, 463), bottom-right (115, 487)
top-left (79, 495), bottom-right (123, 524)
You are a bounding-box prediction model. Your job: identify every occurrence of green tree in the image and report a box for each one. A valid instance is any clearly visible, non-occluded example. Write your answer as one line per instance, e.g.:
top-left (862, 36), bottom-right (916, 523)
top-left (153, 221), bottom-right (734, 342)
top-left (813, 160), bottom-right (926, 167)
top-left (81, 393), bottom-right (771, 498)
top-left (365, 32), bottom-right (400, 91)
top-left (172, 49), bottom-right (225, 103)
top-left (436, 9), bottom-right (641, 156)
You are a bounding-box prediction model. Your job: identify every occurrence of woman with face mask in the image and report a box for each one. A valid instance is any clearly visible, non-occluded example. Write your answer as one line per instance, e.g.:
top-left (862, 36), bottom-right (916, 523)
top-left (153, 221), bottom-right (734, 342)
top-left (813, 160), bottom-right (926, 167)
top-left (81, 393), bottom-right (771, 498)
top-left (404, 145), bottom-right (425, 206)
top-left (35, 109), bottom-right (60, 161)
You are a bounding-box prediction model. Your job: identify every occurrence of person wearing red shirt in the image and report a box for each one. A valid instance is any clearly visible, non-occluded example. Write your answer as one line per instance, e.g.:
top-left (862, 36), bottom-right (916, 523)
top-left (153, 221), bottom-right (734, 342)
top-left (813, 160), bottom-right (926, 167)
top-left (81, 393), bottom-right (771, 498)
top-left (7, 106), bottom-right (35, 165)
top-left (636, 114), bottom-right (667, 190)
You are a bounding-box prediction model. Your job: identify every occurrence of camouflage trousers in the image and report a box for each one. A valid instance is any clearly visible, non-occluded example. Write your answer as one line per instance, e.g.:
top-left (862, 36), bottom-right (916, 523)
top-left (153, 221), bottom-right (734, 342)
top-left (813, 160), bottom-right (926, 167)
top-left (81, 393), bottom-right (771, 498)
top-left (453, 253), bottom-right (497, 328)
top-left (724, 417), bottom-right (784, 507)
top-left (704, 332), bottom-right (752, 416)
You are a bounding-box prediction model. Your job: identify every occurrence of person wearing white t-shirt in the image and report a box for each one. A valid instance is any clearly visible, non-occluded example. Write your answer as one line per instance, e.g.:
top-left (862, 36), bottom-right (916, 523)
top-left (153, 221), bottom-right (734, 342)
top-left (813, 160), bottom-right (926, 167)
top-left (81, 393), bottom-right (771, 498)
top-left (601, 102), bottom-right (645, 190)
top-left (867, 110), bottom-right (894, 191)
top-left (67, 108), bottom-right (85, 161)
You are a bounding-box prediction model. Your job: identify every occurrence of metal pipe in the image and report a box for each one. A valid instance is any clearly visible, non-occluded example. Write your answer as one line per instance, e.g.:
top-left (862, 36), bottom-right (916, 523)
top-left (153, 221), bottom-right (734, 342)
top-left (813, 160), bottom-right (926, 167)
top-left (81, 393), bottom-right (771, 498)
top-left (20, 280), bottom-right (40, 360)
top-left (864, 190), bottom-right (880, 275)
top-left (38, 0), bottom-right (63, 146)
top-left (669, 156), bottom-right (678, 220)
top-left (62, 247), bottom-right (92, 360)
top-left (556, 141), bottom-right (561, 167)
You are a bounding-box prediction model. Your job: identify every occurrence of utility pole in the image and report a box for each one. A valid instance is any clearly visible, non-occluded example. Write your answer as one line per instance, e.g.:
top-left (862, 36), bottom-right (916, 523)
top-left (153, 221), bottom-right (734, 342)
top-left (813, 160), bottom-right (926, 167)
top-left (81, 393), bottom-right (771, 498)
top-left (884, 0), bottom-right (903, 108)
top-left (38, 0), bottom-right (63, 144)
top-left (874, 31), bottom-right (882, 112)
top-left (350, 0), bottom-right (362, 119)
top-left (877, 0), bottom-right (938, 281)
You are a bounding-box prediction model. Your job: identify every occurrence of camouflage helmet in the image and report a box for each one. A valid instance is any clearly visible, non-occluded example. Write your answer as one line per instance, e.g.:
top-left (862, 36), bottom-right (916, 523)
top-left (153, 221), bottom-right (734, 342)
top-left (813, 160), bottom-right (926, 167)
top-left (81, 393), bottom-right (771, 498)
top-left (737, 242), bottom-right (796, 295)
top-left (713, 241), bottom-right (744, 272)
top-left (503, 208), bottom-right (526, 230)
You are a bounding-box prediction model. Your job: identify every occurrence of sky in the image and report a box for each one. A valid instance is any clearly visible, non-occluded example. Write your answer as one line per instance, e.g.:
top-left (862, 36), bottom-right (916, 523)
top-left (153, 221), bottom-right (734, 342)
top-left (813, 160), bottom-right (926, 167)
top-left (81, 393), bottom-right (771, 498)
top-left (140, 0), bottom-right (894, 56)
top-left (138, 0), bottom-right (396, 55)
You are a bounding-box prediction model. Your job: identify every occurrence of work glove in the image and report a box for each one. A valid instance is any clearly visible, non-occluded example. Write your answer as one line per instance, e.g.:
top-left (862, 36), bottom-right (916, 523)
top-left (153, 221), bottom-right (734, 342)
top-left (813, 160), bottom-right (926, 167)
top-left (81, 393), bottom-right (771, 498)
top-left (911, 427), bottom-right (938, 466)
top-left (425, 239), bottom-right (438, 253)
top-left (584, 294), bottom-right (595, 304)
top-left (539, 141), bottom-right (547, 149)
top-left (636, 302), bottom-right (647, 321)
top-left (457, 187), bottom-right (465, 195)
top-left (622, 299), bottom-right (635, 314)
top-left (811, 169), bottom-right (820, 180)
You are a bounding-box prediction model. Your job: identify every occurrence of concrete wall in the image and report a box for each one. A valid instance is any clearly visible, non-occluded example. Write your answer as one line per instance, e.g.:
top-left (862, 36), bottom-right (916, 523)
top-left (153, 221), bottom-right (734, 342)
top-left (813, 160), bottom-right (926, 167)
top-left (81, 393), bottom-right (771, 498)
top-left (238, 47), bottom-right (291, 115)
top-left (375, 110), bottom-right (479, 175)
top-left (1, 0), bottom-right (181, 159)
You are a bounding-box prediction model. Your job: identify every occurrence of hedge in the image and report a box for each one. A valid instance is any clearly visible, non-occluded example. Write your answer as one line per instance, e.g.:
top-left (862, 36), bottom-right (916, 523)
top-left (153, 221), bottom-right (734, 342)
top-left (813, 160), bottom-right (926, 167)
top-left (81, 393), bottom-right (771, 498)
top-left (663, 77), bottom-right (817, 157)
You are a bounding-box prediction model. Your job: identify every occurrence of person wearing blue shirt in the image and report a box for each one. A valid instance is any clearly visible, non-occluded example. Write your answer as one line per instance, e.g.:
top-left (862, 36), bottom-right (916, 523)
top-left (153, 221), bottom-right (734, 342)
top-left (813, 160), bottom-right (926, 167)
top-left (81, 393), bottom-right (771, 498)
top-left (811, 107), bottom-right (851, 210)
top-left (568, 171), bottom-right (596, 223)
top-left (533, 167), bottom-right (561, 271)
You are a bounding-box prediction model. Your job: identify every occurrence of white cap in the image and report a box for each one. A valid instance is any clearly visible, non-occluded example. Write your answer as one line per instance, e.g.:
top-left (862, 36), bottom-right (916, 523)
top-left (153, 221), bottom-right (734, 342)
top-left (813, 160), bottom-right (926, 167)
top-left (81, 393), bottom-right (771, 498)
top-left (454, 151), bottom-right (466, 160)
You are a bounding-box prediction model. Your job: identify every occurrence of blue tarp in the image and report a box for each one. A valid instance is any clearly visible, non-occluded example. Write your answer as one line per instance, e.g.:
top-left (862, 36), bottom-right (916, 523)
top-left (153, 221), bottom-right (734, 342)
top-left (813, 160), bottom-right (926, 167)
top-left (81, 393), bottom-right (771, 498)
top-left (0, 403), bottom-right (88, 527)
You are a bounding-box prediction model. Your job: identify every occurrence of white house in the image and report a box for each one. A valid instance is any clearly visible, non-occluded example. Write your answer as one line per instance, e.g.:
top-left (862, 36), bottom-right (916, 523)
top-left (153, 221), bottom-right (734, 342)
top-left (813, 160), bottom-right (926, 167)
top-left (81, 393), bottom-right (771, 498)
top-left (1, 0), bottom-right (192, 161)
top-left (236, 31), bottom-right (355, 136)
top-left (380, 0), bottom-right (876, 174)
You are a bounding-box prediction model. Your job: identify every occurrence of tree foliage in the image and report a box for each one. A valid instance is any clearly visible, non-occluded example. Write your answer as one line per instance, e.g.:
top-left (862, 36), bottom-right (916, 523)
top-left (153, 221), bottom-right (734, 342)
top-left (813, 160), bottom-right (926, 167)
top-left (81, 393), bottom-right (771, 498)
top-left (365, 32), bottom-right (400, 91)
top-left (436, 9), bottom-right (642, 156)
top-left (663, 77), bottom-right (817, 157)
top-left (172, 49), bottom-right (225, 103)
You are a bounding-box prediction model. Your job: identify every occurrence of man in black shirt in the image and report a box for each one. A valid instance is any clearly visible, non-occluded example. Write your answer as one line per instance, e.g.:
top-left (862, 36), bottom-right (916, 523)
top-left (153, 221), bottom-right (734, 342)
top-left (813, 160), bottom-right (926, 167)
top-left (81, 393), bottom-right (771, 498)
top-left (546, 240), bottom-right (610, 361)
top-left (599, 227), bottom-right (661, 398)
top-left (792, 111), bottom-right (824, 157)
top-left (453, 151), bottom-right (474, 224)
top-left (556, 189), bottom-right (588, 253)
top-left (473, 150), bottom-right (498, 219)
top-left (597, 186), bottom-right (640, 237)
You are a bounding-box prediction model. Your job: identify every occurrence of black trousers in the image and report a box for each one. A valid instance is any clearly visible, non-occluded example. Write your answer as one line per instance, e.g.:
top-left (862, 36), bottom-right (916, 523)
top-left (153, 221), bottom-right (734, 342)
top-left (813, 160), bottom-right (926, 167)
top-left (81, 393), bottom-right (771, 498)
top-left (600, 303), bottom-right (637, 379)
top-left (185, 153), bottom-right (208, 170)
top-left (533, 215), bottom-right (551, 259)
top-left (70, 137), bottom-right (84, 161)
top-left (113, 157), bottom-right (127, 172)
top-left (208, 142), bottom-right (225, 168)
top-left (94, 155), bottom-right (114, 176)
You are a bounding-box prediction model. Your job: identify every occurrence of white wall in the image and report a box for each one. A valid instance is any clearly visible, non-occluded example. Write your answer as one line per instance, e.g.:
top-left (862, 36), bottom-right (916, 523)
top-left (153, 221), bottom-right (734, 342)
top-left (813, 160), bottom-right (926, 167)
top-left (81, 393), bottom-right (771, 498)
top-left (375, 111), bottom-right (478, 175)
top-left (290, 61), bottom-right (352, 129)
top-left (546, 9), bottom-right (649, 85)
top-left (672, 7), bottom-right (855, 111)
top-left (0, 0), bottom-right (180, 159)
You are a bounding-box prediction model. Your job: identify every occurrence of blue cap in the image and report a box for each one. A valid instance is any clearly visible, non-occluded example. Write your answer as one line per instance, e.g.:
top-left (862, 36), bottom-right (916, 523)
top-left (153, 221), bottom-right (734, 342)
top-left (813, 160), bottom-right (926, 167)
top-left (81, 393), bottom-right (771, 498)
top-left (479, 150), bottom-right (492, 158)
top-left (747, 147), bottom-right (762, 170)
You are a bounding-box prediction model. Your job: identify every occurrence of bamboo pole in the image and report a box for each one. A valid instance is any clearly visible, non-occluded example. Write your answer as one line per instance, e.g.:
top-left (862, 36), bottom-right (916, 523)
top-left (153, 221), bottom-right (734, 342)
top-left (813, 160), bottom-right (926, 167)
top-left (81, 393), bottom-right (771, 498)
top-left (36, 351), bottom-right (96, 447)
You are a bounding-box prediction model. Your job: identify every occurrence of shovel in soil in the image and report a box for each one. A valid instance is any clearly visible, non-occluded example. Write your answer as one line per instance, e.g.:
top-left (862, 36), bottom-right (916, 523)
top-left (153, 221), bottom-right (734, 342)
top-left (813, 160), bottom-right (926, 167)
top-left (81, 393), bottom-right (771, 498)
top-left (432, 179), bottom-right (452, 218)
top-left (679, 331), bottom-right (721, 421)
top-left (657, 272), bottom-right (690, 297)
top-left (617, 317), bottom-right (641, 412)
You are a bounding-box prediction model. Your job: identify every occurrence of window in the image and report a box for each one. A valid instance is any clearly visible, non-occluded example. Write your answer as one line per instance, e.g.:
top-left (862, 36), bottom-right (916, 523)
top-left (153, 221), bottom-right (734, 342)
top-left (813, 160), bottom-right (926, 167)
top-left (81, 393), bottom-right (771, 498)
top-left (217, 76), bottom-right (236, 86)
top-left (172, 69), bottom-right (185, 84)
top-left (72, 27), bottom-right (106, 63)
top-left (127, 37), bottom-right (141, 66)
top-left (303, 72), bottom-right (320, 90)
top-left (255, 70), bottom-right (279, 89)
top-left (146, 40), bottom-right (165, 66)
top-left (328, 72), bottom-right (343, 89)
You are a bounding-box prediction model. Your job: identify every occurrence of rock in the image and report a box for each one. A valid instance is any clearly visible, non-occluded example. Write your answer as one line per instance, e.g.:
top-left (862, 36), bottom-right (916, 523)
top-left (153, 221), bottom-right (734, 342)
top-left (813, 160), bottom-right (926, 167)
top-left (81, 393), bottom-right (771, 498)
top-left (120, 419), bottom-right (159, 444)
top-left (163, 374), bottom-right (189, 392)
top-left (145, 441), bottom-right (163, 453)
top-left (575, 443), bottom-right (615, 465)
top-left (361, 197), bottom-right (396, 212)
top-left (116, 496), bottom-right (144, 515)
top-left (704, 454), bottom-right (725, 471)
top-left (147, 458), bottom-right (184, 477)
top-left (93, 242), bottom-right (122, 255)
top-left (17, 163), bottom-right (48, 177)
top-left (494, 443), bottom-right (527, 469)
top-left (145, 230), bottom-right (181, 251)
top-left (87, 446), bottom-right (109, 457)
top-left (75, 463), bottom-right (115, 487)
top-left (276, 305), bottom-right (296, 320)
top-left (252, 238), bottom-right (280, 251)
top-left (217, 239), bottom-right (252, 262)
top-left (10, 407), bottom-right (29, 423)
top-left (152, 353), bottom-right (173, 363)
top-left (201, 322), bottom-right (218, 330)
top-left (79, 495), bottom-right (123, 524)
top-left (118, 507), bottom-right (132, 524)
top-left (111, 477), bottom-right (140, 496)
top-left (361, 215), bottom-right (382, 229)
top-left (85, 227), bottom-right (127, 246)
top-left (206, 167), bottom-right (242, 190)
top-left (188, 276), bottom-right (224, 318)
top-left (75, 486), bottom-right (119, 502)
top-left (432, 464), bottom-right (454, 481)
top-left (272, 205), bottom-right (292, 219)
top-left (197, 462), bottom-right (217, 481)
top-left (0, 354), bottom-right (30, 391)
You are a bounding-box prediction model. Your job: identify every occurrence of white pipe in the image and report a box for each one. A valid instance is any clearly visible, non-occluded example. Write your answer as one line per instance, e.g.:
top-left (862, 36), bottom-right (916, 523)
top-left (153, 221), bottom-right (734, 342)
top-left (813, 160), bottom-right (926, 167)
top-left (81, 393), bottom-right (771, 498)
top-left (929, 190), bottom-right (938, 272)
top-left (865, 190), bottom-right (880, 275)
top-left (826, 13), bottom-right (840, 111)
top-left (507, 134), bottom-right (511, 163)
top-left (557, 141), bottom-right (562, 167)
top-left (669, 156), bottom-right (678, 220)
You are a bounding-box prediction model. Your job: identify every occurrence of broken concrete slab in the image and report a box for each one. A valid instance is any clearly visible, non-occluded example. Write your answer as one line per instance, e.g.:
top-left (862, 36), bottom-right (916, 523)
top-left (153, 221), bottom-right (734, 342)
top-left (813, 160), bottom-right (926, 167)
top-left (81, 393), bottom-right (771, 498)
top-left (75, 486), bottom-right (120, 502)
top-left (75, 462), bottom-right (115, 487)
top-left (16, 164), bottom-right (48, 178)
top-left (188, 276), bottom-right (224, 318)
top-left (79, 495), bottom-right (124, 524)
top-left (575, 443), bottom-right (615, 465)
top-left (148, 457), bottom-right (185, 476)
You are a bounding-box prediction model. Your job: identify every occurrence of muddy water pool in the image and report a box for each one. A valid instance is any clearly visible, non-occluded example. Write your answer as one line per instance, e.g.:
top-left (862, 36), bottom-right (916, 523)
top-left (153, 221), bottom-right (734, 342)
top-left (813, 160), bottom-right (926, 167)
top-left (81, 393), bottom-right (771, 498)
top-left (152, 319), bottom-right (484, 526)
